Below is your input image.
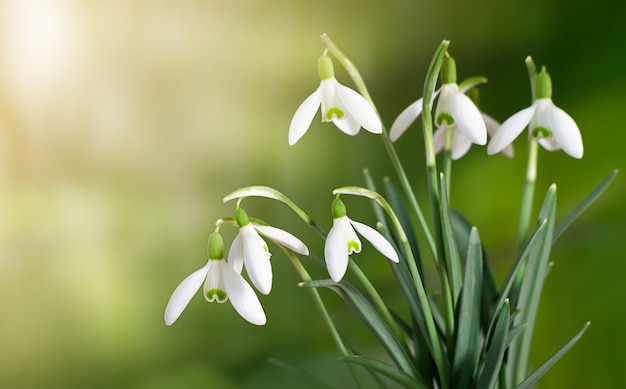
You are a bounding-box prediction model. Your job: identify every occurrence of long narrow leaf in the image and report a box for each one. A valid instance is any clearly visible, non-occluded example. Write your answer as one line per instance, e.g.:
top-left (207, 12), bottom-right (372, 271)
top-left (268, 358), bottom-right (334, 389)
top-left (301, 279), bottom-right (419, 381)
top-left (340, 355), bottom-right (426, 389)
top-left (554, 169), bottom-right (618, 242)
top-left (452, 227), bottom-right (483, 389)
top-left (510, 184), bottom-right (557, 384)
top-left (477, 300), bottom-right (511, 389)
top-left (439, 173), bottom-right (463, 306)
top-left (516, 322), bottom-right (590, 389)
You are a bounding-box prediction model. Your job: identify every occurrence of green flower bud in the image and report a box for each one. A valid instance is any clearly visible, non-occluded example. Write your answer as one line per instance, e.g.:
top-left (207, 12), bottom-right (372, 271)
top-left (535, 67), bottom-right (552, 99)
top-left (207, 232), bottom-right (224, 260)
top-left (441, 56), bottom-right (457, 84)
top-left (318, 55), bottom-right (335, 80)
top-left (331, 197), bottom-right (347, 219)
top-left (235, 208), bottom-right (250, 228)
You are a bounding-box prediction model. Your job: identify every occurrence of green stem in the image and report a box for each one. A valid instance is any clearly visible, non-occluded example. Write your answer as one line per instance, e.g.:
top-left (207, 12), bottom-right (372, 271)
top-left (517, 140), bottom-right (538, 252)
top-left (320, 33), bottom-right (437, 262)
top-left (443, 126), bottom-right (452, 196)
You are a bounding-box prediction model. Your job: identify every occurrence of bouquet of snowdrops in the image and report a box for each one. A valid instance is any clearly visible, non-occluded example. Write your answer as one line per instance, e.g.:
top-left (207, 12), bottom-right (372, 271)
top-left (163, 34), bottom-right (616, 388)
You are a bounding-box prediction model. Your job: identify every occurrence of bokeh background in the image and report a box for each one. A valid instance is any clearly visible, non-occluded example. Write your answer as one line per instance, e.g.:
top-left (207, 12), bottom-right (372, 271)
top-left (1, 0), bottom-right (624, 388)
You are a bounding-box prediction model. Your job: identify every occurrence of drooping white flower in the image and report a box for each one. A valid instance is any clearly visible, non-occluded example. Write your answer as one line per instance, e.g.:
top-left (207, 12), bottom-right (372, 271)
top-left (390, 57), bottom-right (487, 148)
top-left (488, 67), bottom-right (583, 159)
top-left (164, 232), bottom-right (266, 326)
top-left (324, 198), bottom-right (399, 282)
top-left (288, 55), bottom-right (382, 146)
top-left (228, 208), bottom-right (309, 295)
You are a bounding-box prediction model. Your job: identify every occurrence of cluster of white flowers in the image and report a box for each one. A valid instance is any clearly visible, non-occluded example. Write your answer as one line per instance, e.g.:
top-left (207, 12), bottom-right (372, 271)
top-left (165, 48), bottom-right (583, 327)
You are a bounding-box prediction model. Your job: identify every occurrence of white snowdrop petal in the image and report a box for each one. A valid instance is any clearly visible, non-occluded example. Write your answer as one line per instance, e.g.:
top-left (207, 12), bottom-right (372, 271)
top-left (228, 232), bottom-right (244, 274)
top-left (450, 128), bottom-right (473, 160)
top-left (488, 105), bottom-right (536, 155)
top-left (390, 98), bottom-right (423, 142)
top-left (546, 104), bottom-right (584, 159)
top-left (324, 221), bottom-right (351, 282)
top-left (449, 91), bottom-right (487, 145)
top-left (333, 113), bottom-right (361, 136)
top-left (337, 82), bottom-right (382, 134)
top-left (432, 126), bottom-right (446, 154)
top-left (349, 219), bottom-right (399, 263)
top-left (288, 86), bottom-right (323, 146)
top-left (253, 225), bottom-right (309, 255)
top-left (241, 226), bottom-right (273, 295)
top-left (164, 264), bottom-right (210, 326)
top-left (222, 262), bottom-right (267, 326)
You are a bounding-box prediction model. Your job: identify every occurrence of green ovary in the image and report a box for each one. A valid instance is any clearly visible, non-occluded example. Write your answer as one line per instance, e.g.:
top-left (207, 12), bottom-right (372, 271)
top-left (532, 126), bottom-right (551, 139)
top-left (437, 112), bottom-right (454, 127)
top-left (207, 288), bottom-right (227, 303)
top-left (325, 107), bottom-right (344, 121)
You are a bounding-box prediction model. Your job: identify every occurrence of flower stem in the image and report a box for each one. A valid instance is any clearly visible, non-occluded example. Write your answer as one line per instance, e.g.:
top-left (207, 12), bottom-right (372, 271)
top-left (517, 140), bottom-right (538, 252)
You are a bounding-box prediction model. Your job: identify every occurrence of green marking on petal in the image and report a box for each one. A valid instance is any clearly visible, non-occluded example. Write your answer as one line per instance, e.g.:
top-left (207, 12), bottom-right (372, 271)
top-left (206, 288), bottom-right (227, 303)
top-left (437, 112), bottom-right (454, 127)
top-left (347, 240), bottom-right (360, 254)
top-left (263, 244), bottom-right (269, 254)
top-left (325, 107), bottom-right (344, 121)
top-left (532, 126), bottom-right (551, 139)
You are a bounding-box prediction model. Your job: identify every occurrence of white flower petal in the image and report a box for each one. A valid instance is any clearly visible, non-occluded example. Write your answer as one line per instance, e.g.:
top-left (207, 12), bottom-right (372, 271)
top-left (241, 225), bottom-right (273, 295)
top-left (537, 137), bottom-right (560, 151)
top-left (203, 260), bottom-right (228, 303)
top-left (288, 85), bottom-right (323, 146)
top-left (483, 112), bottom-right (513, 158)
top-left (349, 219), bottom-right (399, 263)
top-left (545, 103), bottom-right (583, 159)
top-left (222, 262), bottom-right (266, 325)
top-left (432, 126), bottom-right (446, 154)
top-left (324, 220), bottom-right (351, 282)
top-left (164, 263), bottom-right (210, 326)
top-left (450, 128), bottom-right (473, 160)
top-left (488, 104), bottom-right (536, 155)
top-left (390, 98), bottom-right (423, 142)
top-left (227, 232), bottom-right (244, 274)
top-left (337, 82), bottom-right (382, 134)
top-left (253, 224), bottom-right (309, 255)
top-left (332, 113), bottom-right (361, 136)
top-left (448, 91), bottom-right (487, 145)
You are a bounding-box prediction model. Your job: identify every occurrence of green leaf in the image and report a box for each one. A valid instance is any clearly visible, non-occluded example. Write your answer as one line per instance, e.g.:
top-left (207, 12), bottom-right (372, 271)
top-left (510, 184), bottom-right (557, 383)
top-left (340, 355), bottom-right (425, 389)
top-left (301, 279), bottom-right (419, 381)
top-left (477, 300), bottom-right (510, 389)
top-left (439, 173), bottom-right (463, 307)
top-left (450, 207), bottom-right (499, 328)
top-left (554, 169), bottom-right (618, 243)
top-left (515, 322), bottom-right (590, 389)
top-left (452, 227), bottom-right (483, 389)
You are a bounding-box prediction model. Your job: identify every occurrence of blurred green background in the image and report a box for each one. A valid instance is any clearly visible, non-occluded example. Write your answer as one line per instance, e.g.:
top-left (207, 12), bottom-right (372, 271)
top-left (1, 0), bottom-right (624, 388)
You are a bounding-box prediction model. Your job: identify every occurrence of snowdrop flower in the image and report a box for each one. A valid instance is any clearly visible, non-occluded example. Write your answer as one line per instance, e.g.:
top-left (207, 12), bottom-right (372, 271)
top-left (324, 197), bottom-right (399, 282)
top-left (390, 56), bottom-right (487, 148)
top-left (164, 232), bottom-right (266, 326)
top-left (488, 67), bottom-right (583, 159)
top-left (288, 54), bottom-right (382, 146)
top-left (229, 208), bottom-right (309, 295)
